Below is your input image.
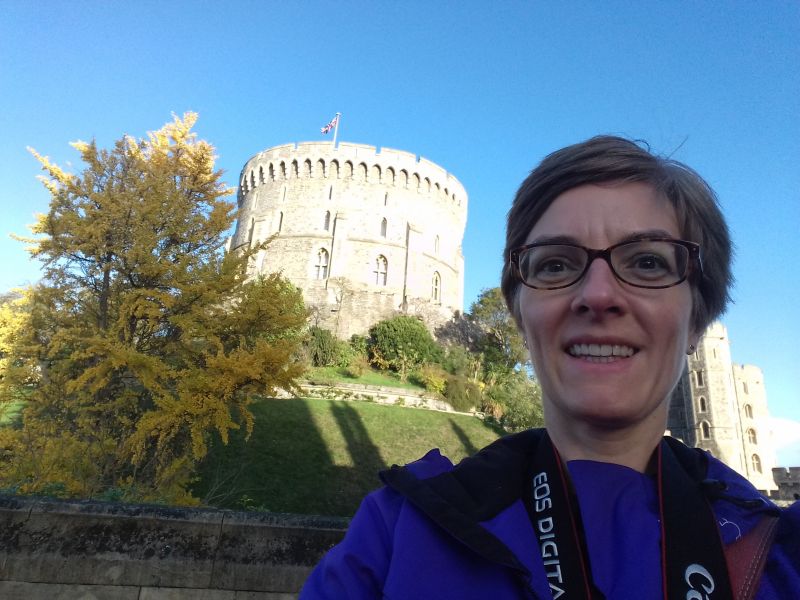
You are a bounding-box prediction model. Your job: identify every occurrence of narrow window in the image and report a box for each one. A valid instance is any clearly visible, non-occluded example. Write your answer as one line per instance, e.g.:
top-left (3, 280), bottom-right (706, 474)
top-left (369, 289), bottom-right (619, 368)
top-left (315, 249), bottom-right (329, 280)
top-left (744, 404), bottom-right (753, 419)
top-left (431, 272), bottom-right (441, 301)
top-left (304, 159), bottom-right (312, 178)
top-left (434, 235), bottom-right (440, 255)
top-left (324, 211), bottom-right (331, 231)
top-left (742, 381), bottom-right (749, 395)
top-left (328, 185), bottom-right (333, 201)
top-left (695, 370), bottom-right (705, 387)
top-left (700, 421), bottom-right (711, 439)
top-left (751, 454), bottom-right (762, 473)
top-left (374, 255), bottom-right (387, 286)
top-left (258, 166), bottom-right (264, 183)
top-left (250, 170), bottom-right (256, 188)
top-left (747, 428), bottom-right (757, 444)
top-left (384, 192), bottom-right (388, 206)
top-left (247, 218), bottom-right (255, 247)
top-left (277, 211), bottom-right (283, 232)
top-left (698, 396), bottom-right (707, 412)
top-left (269, 164), bottom-right (275, 180)
top-left (380, 218), bottom-right (387, 237)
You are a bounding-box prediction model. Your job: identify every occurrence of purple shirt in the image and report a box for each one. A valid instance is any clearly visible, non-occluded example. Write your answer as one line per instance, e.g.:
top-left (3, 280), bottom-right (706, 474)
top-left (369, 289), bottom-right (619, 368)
top-left (568, 460), bottom-right (662, 598)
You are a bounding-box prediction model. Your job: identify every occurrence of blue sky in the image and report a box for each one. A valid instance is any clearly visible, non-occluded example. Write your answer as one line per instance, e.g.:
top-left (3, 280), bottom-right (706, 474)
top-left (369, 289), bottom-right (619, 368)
top-left (2, 2), bottom-right (798, 463)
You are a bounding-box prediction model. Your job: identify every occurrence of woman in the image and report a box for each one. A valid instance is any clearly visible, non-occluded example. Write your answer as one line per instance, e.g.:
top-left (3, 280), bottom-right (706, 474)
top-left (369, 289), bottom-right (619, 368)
top-left (300, 136), bottom-right (799, 599)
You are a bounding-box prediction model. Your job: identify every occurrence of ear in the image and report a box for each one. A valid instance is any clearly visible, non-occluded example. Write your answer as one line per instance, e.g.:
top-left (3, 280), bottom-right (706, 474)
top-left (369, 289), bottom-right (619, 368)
top-left (687, 330), bottom-right (701, 355)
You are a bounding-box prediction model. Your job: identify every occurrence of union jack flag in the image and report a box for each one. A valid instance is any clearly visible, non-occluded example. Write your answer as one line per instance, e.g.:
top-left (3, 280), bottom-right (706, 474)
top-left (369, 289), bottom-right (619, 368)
top-left (321, 114), bottom-right (339, 134)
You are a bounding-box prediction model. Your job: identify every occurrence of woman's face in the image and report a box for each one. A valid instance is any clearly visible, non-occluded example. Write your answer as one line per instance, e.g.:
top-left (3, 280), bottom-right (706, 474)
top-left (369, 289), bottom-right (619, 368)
top-left (518, 182), bottom-right (699, 432)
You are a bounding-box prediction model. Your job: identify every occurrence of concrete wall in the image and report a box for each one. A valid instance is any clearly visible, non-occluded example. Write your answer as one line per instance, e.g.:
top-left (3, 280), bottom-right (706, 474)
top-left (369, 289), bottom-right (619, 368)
top-left (0, 494), bottom-right (347, 600)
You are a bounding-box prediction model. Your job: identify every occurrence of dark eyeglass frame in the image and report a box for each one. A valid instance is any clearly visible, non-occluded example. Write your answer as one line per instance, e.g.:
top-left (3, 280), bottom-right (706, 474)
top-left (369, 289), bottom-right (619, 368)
top-left (509, 237), bottom-right (702, 290)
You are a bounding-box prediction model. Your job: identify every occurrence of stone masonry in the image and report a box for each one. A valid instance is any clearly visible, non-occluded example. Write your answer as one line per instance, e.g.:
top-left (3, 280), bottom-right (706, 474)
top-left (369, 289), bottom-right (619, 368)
top-left (230, 142), bottom-right (467, 339)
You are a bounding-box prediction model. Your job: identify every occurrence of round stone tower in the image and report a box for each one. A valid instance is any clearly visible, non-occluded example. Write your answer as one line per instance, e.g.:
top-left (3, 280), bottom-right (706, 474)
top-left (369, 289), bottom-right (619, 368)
top-left (230, 142), bottom-right (467, 339)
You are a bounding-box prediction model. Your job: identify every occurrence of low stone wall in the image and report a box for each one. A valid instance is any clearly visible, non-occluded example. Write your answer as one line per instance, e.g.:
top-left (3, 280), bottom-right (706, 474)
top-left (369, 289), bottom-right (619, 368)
top-left (299, 381), bottom-right (454, 412)
top-left (0, 494), bottom-right (348, 600)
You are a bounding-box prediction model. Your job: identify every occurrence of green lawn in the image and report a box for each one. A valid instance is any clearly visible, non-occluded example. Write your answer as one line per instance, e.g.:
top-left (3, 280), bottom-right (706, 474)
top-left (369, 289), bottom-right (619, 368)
top-left (193, 396), bottom-right (504, 516)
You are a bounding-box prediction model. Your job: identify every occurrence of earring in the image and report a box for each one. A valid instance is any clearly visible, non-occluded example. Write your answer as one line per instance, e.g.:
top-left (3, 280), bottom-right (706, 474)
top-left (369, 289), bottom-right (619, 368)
top-left (687, 344), bottom-right (696, 355)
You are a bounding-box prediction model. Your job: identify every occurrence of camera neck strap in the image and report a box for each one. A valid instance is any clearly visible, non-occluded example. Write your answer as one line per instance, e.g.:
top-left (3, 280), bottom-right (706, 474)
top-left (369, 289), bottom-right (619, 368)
top-left (524, 434), bottom-right (733, 600)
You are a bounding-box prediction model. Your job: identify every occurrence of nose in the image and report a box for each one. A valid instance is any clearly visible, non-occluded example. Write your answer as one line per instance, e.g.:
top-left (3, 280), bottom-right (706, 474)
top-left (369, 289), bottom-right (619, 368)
top-left (570, 257), bottom-right (626, 317)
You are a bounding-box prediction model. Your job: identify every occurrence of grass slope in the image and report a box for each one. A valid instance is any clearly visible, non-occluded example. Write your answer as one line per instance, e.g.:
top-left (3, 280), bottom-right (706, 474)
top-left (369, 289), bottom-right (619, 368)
top-left (193, 397), bottom-right (504, 517)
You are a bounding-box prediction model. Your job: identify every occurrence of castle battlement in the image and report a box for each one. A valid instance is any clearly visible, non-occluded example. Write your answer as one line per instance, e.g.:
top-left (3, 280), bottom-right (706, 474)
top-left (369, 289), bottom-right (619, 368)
top-left (238, 142), bottom-right (467, 216)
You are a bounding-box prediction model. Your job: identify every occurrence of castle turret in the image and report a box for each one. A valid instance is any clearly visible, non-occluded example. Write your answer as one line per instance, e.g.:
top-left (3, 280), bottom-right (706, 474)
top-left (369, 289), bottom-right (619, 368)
top-left (231, 142), bottom-right (467, 338)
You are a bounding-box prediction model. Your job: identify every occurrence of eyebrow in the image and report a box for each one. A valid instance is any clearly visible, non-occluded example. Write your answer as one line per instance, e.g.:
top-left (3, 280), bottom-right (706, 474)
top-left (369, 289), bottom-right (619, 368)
top-left (528, 229), bottom-right (677, 246)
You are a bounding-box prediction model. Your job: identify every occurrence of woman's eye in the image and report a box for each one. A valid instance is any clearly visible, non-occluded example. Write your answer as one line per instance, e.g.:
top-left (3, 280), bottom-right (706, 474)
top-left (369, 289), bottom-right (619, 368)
top-left (630, 253), bottom-right (672, 275)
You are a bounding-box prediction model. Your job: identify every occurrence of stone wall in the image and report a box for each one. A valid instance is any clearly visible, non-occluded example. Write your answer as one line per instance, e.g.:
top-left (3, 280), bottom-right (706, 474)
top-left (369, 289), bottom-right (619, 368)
top-left (0, 494), bottom-right (347, 600)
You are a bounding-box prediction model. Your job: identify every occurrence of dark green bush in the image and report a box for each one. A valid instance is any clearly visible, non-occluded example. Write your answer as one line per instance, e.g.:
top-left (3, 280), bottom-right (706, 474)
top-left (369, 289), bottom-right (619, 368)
top-left (443, 374), bottom-right (482, 412)
top-left (367, 316), bottom-right (443, 378)
top-left (306, 326), bottom-right (339, 367)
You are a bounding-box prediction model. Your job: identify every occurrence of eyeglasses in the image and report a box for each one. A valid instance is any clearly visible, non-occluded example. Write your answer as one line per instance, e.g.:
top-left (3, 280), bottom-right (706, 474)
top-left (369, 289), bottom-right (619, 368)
top-left (510, 238), bottom-right (702, 290)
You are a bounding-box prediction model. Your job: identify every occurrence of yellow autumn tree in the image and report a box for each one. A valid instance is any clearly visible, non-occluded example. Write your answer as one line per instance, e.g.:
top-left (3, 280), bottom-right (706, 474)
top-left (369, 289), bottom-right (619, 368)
top-left (0, 114), bottom-right (307, 503)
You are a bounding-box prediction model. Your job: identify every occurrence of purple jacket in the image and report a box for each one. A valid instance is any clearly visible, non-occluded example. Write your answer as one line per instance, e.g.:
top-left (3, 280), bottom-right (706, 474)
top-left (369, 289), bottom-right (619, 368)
top-left (301, 429), bottom-right (800, 599)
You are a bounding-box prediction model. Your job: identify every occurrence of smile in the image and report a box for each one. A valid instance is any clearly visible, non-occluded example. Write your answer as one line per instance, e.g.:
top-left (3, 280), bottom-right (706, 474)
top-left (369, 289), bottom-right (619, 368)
top-left (567, 343), bottom-right (637, 362)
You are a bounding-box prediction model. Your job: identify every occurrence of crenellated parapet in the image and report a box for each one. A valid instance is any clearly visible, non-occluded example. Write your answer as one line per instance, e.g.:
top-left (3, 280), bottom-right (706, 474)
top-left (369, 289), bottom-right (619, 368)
top-left (231, 141), bottom-right (467, 338)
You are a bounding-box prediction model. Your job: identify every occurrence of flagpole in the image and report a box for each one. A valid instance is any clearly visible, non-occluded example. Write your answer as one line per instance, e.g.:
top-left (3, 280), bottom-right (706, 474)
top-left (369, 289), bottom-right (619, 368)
top-left (332, 112), bottom-right (341, 148)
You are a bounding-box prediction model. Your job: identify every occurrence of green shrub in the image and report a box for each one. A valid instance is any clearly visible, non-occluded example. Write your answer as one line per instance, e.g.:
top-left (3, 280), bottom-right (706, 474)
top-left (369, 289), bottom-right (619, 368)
top-left (349, 334), bottom-right (369, 357)
top-left (306, 326), bottom-right (339, 367)
top-left (411, 364), bottom-right (448, 395)
top-left (443, 374), bottom-right (482, 412)
top-left (368, 316), bottom-right (443, 379)
top-left (343, 355), bottom-right (369, 378)
top-left (484, 374), bottom-right (544, 432)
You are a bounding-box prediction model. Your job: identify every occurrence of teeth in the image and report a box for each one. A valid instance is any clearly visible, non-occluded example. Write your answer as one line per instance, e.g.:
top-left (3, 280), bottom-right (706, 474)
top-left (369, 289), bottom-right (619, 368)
top-left (568, 344), bottom-right (635, 358)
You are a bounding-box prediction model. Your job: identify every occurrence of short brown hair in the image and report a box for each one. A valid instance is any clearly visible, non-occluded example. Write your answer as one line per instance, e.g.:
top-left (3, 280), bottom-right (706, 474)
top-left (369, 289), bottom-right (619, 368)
top-left (501, 135), bottom-right (733, 334)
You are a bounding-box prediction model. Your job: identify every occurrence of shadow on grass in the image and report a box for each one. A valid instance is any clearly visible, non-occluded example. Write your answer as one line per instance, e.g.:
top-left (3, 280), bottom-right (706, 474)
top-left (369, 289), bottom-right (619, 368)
top-left (193, 398), bottom-right (388, 517)
top-left (449, 419), bottom-right (479, 456)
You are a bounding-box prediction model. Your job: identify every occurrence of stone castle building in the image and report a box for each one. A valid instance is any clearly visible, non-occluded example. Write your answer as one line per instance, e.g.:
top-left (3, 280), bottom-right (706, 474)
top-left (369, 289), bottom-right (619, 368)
top-left (668, 322), bottom-right (778, 493)
top-left (229, 142), bottom-right (467, 338)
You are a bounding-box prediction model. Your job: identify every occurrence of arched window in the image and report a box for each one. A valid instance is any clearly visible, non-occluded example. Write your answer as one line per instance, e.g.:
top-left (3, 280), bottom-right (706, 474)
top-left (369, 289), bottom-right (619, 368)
top-left (291, 160), bottom-right (299, 178)
top-left (344, 161), bottom-right (353, 178)
top-left (742, 381), bottom-right (749, 395)
top-left (380, 218), bottom-right (387, 237)
top-left (374, 255), bottom-right (387, 286)
top-left (279, 162), bottom-right (286, 179)
top-left (315, 249), bottom-right (329, 280)
top-left (751, 454), bottom-right (762, 473)
top-left (698, 396), bottom-right (707, 412)
top-left (371, 164), bottom-right (381, 182)
top-left (747, 428), bottom-right (757, 444)
top-left (700, 421), bottom-right (711, 440)
top-left (250, 170), bottom-right (255, 188)
top-left (358, 162), bottom-right (368, 180)
top-left (744, 404), bottom-right (753, 419)
top-left (386, 167), bottom-right (395, 185)
top-left (317, 159), bottom-right (325, 178)
top-left (431, 272), bottom-right (441, 301)
top-left (434, 235), bottom-right (440, 255)
top-left (277, 211), bottom-right (283, 233)
top-left (258, 166), bottom-right (264, 183)
top-left (303, 159), bottom-right (312, 178)
top-left (324, 211), bottom-right (331, 231)
top-left (400, 169), bottom-right (408, 188)
top-left (330, 159), bottom-right (339, 179)
top-left (269, 163), bottom-right (275, 180)
top-left (412, 173), bottom-right (420, 190)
